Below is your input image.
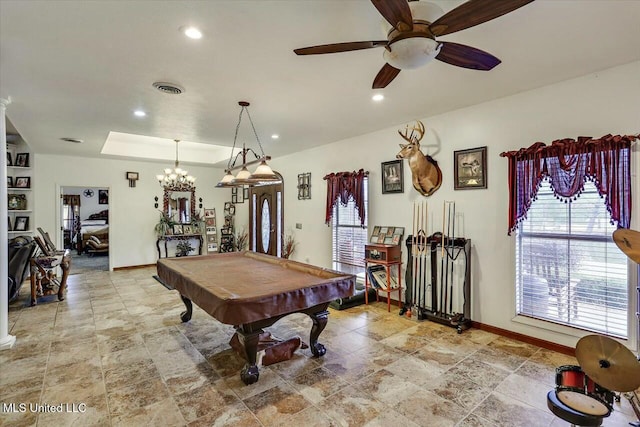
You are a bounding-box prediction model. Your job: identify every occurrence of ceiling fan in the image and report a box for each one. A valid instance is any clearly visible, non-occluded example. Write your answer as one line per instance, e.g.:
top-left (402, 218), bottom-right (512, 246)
top-left (294, 0), bottom-right (535, 88)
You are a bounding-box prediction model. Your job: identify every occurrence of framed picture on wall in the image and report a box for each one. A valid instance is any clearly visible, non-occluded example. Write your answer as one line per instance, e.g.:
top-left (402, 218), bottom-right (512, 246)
top-left (381, 160), bottom-right (403, 194)
top-left (454, 146), bottom-right (487, 190)
top-left (98, 189), bottom-right (109, 204)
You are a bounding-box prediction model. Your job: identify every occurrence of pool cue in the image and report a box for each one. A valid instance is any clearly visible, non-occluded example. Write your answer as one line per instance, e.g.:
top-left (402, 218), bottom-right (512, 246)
top-left (417, 201), bottom-right (424, 313)
top-left (449, 202), bottom-right (456, 314)
top-left (442, 201), bottom-right (452, 315)
top-left (422, 201), bottom-right (428, 311)
top-left (412, 202), bottom-right (418, 315)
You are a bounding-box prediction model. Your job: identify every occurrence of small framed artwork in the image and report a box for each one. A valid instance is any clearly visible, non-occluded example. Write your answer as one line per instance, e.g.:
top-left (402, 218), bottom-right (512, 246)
top-left (224, 202), bottom-right (231, 213)
top-left (206, 226), bottom-right (216, 234)
top-left (173, 224), bottom-right (183, 235)
top-left (231, 193), bottom-right (238, 204)
top-left (207, 234), bottom-right (217, 244)
top-left (15, 153), bottom-right (29, 167)
top-left (205, 217), bottom-right (216, 227)
top-left (229, 205), bottom-right (235, 215)
top-left (231, 187), bottom-right (238, 196)
top-left (243, 187), bottom-right (249, 200)
top-left (454, 146), bottom-right (487, 190)
top-left (204, 208), bottom-right (215, 218)
top-left (297, 172), bottom-right (311, 200)
top-left (14, 216), bottom-right (29, 231)
top-left (183, 224), bottom-right (194, 235)
top-left (7, 153), bottom-right (12, 166)
top-left (98, 189), bottom-right (109, 204)
top-left (126, 171), bottom-right (139, 180)
top-left (15, 177), bottom-right (30, 188)
top-left (381, 160), bottom-right (403, 194)
top-left (7, 177), bottom-right (13, 187)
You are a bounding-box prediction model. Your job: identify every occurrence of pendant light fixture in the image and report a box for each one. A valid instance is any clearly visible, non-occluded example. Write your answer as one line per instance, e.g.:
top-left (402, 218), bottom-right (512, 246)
top-left (156, 139), bottom-right (196, 190)
top-left (216, 101), bottom-right (280, 188)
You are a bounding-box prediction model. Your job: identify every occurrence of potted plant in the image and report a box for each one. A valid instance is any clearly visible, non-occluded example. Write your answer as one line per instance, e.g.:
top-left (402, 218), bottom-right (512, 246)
top-left (176, 240), bottom-right (194, 257)
top-left (154, 211), bottom-right (175, 237)
top-left (234, 228), bottom-right (248, 251)
top-left (282, 233), bottom-right (297, 259)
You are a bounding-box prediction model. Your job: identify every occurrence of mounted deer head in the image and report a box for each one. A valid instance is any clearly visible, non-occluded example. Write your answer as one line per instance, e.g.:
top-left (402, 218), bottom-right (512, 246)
top-left (396, 121), bottom-right (442, 197)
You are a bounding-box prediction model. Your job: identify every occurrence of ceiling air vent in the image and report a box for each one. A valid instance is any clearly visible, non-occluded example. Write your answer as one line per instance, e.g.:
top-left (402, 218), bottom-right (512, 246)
top-left (60, 137), bottom-right (83, 143)
top-left (152, 82), bottom-right (185, 95)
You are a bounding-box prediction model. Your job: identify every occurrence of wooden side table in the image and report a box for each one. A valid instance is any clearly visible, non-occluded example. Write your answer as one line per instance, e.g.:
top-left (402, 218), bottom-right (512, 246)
top-left (364, 243), bottom-right (402, 312)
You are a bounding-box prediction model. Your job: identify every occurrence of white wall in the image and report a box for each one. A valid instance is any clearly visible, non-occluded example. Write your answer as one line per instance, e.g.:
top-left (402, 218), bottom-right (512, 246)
top-left (270, 61), bottom-right (640, 348)
top-left (34, 155), bottom-right (233, 268)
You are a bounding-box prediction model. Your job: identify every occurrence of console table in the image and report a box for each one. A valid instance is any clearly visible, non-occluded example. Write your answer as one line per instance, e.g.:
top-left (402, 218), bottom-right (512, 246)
top-left (156, 234), bottom-right (203, 259)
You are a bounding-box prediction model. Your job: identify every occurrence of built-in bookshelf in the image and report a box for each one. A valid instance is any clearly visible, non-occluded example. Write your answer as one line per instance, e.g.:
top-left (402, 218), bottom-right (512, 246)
top-left (7, 139), bottom-right (33, 236)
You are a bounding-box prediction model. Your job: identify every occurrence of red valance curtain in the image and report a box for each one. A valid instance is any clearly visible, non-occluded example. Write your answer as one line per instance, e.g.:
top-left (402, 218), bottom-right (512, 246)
top-left (500, 134), bottom-right (636, 235)
top-left (324, 169), bottom-right (369, 226)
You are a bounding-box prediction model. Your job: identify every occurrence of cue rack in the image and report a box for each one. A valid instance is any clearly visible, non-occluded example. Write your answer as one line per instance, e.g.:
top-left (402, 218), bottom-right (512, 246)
top-left (402, 201), bottom-right (471, 333)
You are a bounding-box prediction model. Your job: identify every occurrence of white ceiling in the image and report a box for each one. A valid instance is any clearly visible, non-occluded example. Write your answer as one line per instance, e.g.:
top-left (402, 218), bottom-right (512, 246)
top-left (1, 0), bottom-right (639, 167)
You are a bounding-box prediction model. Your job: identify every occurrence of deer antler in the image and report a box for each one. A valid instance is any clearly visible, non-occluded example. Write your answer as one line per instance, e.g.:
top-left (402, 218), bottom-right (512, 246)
top-left (398, 120), bottom-right (425, 144)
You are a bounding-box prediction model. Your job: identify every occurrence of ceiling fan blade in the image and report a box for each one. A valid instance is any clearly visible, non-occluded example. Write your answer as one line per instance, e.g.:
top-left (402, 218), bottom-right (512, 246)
top-left (436, 42), bottom-right (501, 71)
top-left (372, 63), bottom-right (401, 89)
top-left (371, 0), bottom-right (413, 32)
top-left (430, 0), bottom-right (535, 37)
top-left (294, 41), bottom-right (387, 55)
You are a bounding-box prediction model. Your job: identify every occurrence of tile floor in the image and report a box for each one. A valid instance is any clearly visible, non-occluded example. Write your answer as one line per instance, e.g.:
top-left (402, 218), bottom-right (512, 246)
top-left (1, 266), bottom-right (638, 426)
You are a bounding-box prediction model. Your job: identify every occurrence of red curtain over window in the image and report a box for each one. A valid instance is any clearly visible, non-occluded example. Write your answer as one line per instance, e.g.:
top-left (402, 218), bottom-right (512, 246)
top-left (324, 169), bottom-right (369, 226)
top-left (500, 134), bottom-right (636, 235)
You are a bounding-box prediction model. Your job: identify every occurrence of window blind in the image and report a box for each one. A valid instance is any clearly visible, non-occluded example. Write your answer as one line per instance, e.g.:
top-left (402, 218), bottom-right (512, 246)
top-left (516, 179), bottom-right (628, 338)
top-left (332, 178), bottom-right (368, 269)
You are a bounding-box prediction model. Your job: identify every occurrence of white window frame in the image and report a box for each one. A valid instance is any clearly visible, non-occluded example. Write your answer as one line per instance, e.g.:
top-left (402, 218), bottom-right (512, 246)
top-left (331, 178), bottom-right (368, 275)
top-left (514, 179), bottom-right (630, 340)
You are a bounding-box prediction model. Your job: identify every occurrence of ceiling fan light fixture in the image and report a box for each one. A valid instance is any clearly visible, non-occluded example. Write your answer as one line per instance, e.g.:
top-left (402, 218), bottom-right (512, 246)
top-left (384, 37), bottom-right (441, 69)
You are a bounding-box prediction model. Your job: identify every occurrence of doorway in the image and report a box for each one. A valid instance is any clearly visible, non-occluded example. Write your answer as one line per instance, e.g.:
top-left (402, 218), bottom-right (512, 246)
top-left (60, 186), bottom-right (110, 273)
top-left (249, 176), bottom-right (283, 257)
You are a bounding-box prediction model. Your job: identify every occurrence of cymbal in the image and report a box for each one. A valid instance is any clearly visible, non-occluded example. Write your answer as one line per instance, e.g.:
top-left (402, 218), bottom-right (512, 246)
top-left (576, 334), bottom-right (640, 392)
top-left (613, 228), bottom-right (640, 264)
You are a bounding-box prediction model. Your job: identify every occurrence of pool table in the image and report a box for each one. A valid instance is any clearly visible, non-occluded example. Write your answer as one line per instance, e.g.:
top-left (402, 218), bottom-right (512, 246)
top-left (156, 251), bottom-right (356, 385)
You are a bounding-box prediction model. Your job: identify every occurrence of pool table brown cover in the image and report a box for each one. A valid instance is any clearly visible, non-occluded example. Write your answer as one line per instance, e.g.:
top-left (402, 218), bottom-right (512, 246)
top-left (156, 251), bottom-right (356, 325)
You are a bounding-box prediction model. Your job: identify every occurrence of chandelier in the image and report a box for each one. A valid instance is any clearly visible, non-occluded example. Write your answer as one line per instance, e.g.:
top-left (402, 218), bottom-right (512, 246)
top-left (156, 139), bottom-right (196, 190)
top-left (216, 101), bottom-right (280, 188)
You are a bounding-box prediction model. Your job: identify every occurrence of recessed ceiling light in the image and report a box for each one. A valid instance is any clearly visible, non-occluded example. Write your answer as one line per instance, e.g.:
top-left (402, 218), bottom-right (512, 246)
top-left (182, 26), bottom-right (202, 39)
top-left (60, 137), bottom-right (83, 144)
top-left (271, 134), bottom-right (279, 140)
top-left (372, 94), bottom-right (384, 102)
top-left (134, 110), bottom-right (146, 117)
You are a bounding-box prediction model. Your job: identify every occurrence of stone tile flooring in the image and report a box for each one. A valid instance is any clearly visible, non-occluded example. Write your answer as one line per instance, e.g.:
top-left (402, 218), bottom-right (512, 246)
top-left (2, 266), bottom-right (637, 426)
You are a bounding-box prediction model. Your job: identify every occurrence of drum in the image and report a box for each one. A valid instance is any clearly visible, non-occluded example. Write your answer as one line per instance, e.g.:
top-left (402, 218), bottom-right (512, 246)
top-left (555, 365), bottom-right (614, 417)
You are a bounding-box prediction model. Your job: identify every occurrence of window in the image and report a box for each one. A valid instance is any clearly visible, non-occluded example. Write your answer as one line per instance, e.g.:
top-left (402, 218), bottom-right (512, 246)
top-left (332, 178), bottom-right (368, 274)
top-left (515, 179), bottom-right (628, 338)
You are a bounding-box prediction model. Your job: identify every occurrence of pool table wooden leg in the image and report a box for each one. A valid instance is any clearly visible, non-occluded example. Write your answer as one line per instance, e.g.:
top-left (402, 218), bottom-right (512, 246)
top-left (237, 328), bottom-right (261, 385)
top-left (308, 309), bottom-right (329, 357)
top-left (180, 295), bottom-right (193, 322)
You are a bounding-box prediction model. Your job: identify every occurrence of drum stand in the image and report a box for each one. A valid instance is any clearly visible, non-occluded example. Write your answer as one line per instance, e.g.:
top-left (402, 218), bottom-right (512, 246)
top-left (631, 263), bottom-right (640, 427)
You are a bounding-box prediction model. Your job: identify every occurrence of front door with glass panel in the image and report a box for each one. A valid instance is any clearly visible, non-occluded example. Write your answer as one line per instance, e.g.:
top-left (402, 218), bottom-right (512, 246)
top-left (249, 180), bottom-right (283, 257)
